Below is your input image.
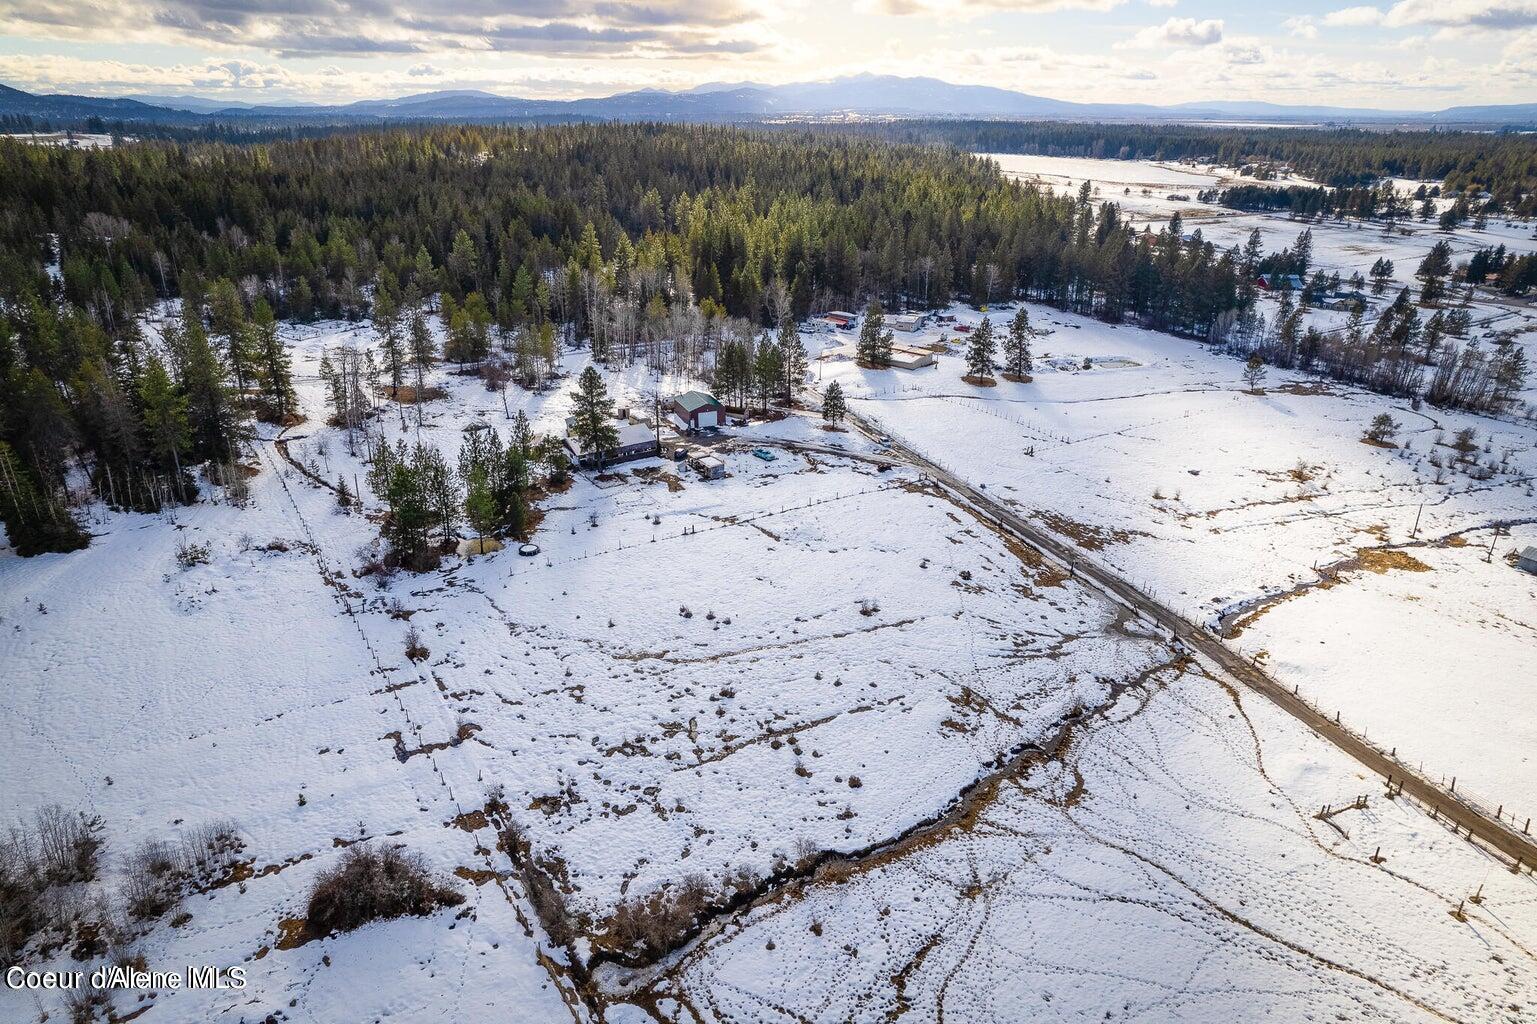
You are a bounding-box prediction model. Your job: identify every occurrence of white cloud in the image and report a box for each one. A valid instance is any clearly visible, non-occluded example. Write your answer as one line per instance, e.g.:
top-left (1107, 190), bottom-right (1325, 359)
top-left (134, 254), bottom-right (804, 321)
top-left (0, 53), bottom-right (304, 95)
top-left (1387, 0), bottom-right (1537, 27)
top-left (1284, 15), bottom-right (1320, 37)
top-left (1323, 6), bottom-right (1386, 26)
top-left (1326, 1), bottom-right (1537, 29)
top-left (0, 0), bottom-right (771, 59)
top-left (1118, 16), bottom-right (1223, 48)
top-left (858, 0), bottom-right (1124, 14)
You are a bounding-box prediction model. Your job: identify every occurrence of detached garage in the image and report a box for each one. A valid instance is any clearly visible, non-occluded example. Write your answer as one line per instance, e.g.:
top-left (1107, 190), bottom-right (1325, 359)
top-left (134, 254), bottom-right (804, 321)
top-left (670, 391), bottom-right (724, 433)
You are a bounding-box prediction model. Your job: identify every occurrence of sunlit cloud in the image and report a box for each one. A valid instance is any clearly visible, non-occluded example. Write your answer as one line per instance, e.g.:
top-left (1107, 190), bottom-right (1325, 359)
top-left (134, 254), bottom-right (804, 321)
top-left (1117, 16), bottom-right (1223, 48)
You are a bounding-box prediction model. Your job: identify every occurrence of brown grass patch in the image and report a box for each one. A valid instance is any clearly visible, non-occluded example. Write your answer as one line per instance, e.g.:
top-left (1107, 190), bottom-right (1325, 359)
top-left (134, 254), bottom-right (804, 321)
top-left (275, 916), bottom-right (313, 950)
top-left (1000, 372), bottom-right (1033, 383)
top-left (1355, 548), bottom-right (1431, 574)
top-left (1032, 510), bottom-right (1144, 551)
top-left (383, 384), bottom-right (448, 404)
top-left (960, 374), bottom-right (997, 387)
top-left (1359, 523), bottom-right (1391, 544)
top-left (1360, 437), bottom-right (1398, 449)
top-left (451, 810), bottom-right (488, 832)
top-left (1273, 381), bottom-right (1334, 396)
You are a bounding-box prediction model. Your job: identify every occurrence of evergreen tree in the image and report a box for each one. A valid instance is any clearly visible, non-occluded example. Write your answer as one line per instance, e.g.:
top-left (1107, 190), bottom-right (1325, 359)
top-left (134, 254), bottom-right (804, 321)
top-left (406, 306), bottom-right (434, 424)
top-left (177, 311), bottom-right (245, 462)
top-left (0, 439), bottom-right (87, 555)
top-left (463, 467), bottom-right (497, 545)
top-left (778, 314), bottom-right (807, 401)
top-left (966, 317), bottom-right (996, 381)
top-left (570, 365), bottom-right (619, 467)
top-left (822, 381), bottom-right (847, 426)
top-left (857, 299), bottom-right (891, 366)
top-left (1004, 307), bottom-right (1034, 379)
top-left (1243, 352), bottom-right (1267, 392)
top-left (374, 288), bottom-right (405, 422)
top-left (251, 299), bottom-right (294, 423)
top-left (1369, 258), bottom-right (1394, 295)
top-left (138, 355), bottom-right (189, 477)
top-left (1364, 413), bottom-right (1399, 444)
top-left (753, 339), bottom-right (784, 413)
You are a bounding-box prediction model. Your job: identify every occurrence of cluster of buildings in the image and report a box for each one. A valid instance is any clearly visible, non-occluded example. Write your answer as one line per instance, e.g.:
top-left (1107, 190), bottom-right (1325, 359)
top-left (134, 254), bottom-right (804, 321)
top-left (563, 390), bottom-right (730, 475)
top-left (812, 310), bottom-right (927, 334)
top-left (812, 309), bottom-right (940, 371)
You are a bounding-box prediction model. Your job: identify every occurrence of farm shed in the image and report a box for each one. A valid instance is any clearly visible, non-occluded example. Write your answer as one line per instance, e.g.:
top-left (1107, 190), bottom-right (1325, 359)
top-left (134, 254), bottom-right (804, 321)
top-left (670, 391), bottom-right (724, 433)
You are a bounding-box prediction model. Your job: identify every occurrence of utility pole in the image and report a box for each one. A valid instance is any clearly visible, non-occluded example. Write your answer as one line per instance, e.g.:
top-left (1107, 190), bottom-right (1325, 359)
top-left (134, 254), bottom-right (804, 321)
top-left (1410, 501), bottom-right (1423, 539)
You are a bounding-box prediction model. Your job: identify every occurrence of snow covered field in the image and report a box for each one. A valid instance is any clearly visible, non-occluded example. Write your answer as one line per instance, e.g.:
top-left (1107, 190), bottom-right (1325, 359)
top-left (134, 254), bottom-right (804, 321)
top-left (645, 668), bottom-right (1537, 1024)
top-left (816, 298), bottom-right (1537, 833)
top-left (4, 278), bottom-right (1536, 1021)
top-left (988, 152), bottom-right (1537, 369)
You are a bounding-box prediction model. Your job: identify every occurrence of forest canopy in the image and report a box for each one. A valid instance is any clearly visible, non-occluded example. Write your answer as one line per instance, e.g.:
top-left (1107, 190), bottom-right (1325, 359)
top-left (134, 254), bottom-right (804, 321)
top-left (0, 122), bottom-right (1526, 560)
top-left (827, 121), bottom-right (1537, 214)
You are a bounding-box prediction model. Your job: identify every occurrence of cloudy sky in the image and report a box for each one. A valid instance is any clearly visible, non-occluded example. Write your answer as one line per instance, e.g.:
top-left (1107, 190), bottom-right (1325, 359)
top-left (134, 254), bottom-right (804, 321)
top-left (0, 0), bottom-right (1533, 108)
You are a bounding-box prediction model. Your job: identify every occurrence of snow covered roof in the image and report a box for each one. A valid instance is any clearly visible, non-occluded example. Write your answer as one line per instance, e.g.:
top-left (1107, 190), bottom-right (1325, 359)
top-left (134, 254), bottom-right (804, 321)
top-left (616, 422), bottom-right (657, 447)
top-left (563, 418), bottom-right (656, 448)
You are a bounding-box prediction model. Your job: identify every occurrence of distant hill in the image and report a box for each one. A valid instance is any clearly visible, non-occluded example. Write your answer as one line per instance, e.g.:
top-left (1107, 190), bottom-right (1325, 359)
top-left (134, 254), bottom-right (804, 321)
top-left (123, 94), bottom-right (257, 113)
top-left (0, 82), bottom-right (205, 124)
top-left (1430, 103), bottom-right (1537, 124)
top-left (3, 75), bottom-right (1535, 130)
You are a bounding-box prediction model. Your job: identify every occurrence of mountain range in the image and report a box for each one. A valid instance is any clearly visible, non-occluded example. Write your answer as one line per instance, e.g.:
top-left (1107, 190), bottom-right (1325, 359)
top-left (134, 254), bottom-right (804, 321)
top-left (4, 75), bottom-right (1536, 129)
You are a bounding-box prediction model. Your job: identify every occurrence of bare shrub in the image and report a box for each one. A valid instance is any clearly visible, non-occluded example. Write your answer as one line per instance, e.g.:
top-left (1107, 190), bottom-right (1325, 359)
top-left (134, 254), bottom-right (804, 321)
top-left (33, 805), bottom-right (103, 885)
top-left (62, 986), bottom-right (114, 1024)
top-left (121, 839), bottom-right (182, 920)
top-left (178, 820), bottom-right (242, 883)
top-left (606, 873), bottom-right (723, 958)
top-left (523, 862), bottom-right (574, 944)
top-left (404, 625), bottom-right (429, 663)
top-left (304, 845), bottom-right (463, 937)
top-left (1, 824), bottom-right (44, 959)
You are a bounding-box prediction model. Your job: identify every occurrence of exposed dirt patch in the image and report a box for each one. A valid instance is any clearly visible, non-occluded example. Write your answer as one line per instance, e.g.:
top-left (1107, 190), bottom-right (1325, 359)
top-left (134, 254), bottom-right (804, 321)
top-left (1032, 510), bottom-right (1146, 551)
top-left (275, 916), bottom-right (315, 951)
top-left (452, 809), bottom-right (489, 832)
top-left (632, 466), bottom-right (685, 492)
top-left (960, 375), bottom-right (998, 387)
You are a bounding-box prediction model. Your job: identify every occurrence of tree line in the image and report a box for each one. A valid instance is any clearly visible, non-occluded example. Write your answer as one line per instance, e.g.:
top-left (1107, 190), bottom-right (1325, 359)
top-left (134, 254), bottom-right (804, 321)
top-left (2, 122), bottom-right (1528, 557)
top-left (0, 123), bottom-right (1264, 553)
top-left (827, 121), bottom-right (1537, 215)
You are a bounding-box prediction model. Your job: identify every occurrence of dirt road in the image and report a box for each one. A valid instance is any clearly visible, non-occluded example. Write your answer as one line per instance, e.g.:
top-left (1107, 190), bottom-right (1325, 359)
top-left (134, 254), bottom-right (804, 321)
top-left (831, 405), bottom-right (1537, 869)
